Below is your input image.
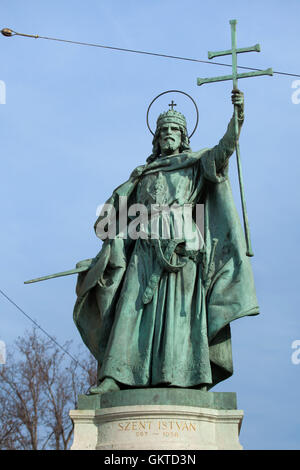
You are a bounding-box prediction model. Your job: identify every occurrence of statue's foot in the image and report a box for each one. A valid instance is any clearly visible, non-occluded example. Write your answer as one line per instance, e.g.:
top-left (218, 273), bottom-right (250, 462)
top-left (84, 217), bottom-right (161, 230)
top-left (89, 377), bottom-right (120, 395)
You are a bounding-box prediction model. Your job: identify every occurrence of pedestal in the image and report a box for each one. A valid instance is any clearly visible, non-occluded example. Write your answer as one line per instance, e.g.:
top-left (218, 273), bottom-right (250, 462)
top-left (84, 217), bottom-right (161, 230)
top-left (70, 389), bottom-right (243, 450)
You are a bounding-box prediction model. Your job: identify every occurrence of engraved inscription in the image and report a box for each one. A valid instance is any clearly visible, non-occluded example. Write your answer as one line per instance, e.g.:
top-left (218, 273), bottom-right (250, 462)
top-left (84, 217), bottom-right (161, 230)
top-left (117, 420), bottom-right (197, 438)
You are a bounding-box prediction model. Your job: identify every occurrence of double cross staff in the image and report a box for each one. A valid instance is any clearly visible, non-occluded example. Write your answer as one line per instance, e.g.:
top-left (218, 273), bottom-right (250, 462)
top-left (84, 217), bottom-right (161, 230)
top-left (197, 19), bottom-right (273, 257)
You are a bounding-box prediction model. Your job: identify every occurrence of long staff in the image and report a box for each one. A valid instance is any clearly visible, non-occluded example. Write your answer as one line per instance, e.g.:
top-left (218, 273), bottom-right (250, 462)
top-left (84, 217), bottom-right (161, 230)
top-left (197, 19), bottom-right (273, 257)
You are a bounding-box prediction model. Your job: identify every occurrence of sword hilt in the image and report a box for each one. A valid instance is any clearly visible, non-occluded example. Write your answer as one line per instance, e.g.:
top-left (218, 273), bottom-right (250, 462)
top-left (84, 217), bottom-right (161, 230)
top-left (24, 259), bottom-right (93, 284)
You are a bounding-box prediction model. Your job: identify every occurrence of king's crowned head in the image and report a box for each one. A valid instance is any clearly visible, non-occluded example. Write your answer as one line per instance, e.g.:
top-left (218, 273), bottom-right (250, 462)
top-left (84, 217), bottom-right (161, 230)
top-left (156, 109), bottom-right (187, 131)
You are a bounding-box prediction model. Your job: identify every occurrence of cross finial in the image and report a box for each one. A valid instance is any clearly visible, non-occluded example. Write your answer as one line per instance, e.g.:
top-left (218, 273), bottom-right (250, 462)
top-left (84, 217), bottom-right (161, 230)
top-left (168, 100), bottom-right (177, 110)
top-left (195, 19), bottom-right (272, 258)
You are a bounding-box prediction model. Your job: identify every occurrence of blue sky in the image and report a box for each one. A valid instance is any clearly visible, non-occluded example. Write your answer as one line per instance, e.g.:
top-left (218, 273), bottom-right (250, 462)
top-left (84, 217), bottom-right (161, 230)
top-left (1, 0), bottom-right (300, 450)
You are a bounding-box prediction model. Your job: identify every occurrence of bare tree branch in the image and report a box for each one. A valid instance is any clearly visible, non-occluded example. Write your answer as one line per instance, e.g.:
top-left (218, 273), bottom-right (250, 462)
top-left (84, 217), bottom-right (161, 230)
top-left (0, 328), bottom-right (97, 450)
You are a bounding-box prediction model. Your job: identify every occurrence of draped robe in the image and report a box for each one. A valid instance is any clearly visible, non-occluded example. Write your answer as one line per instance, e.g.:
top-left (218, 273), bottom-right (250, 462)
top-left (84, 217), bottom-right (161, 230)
top-left (73, 115), bottom-right (259, 389)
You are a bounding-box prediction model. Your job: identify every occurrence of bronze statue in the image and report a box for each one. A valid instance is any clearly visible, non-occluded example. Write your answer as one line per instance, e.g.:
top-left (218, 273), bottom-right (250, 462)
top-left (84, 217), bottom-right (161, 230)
top-left (73, 89), bottom-right (259, 395)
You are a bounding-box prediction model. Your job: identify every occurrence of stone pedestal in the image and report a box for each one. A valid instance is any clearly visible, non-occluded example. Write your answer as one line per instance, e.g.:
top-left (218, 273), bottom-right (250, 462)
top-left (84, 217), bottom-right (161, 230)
top-left (70, 389), bottom-right (243, 450)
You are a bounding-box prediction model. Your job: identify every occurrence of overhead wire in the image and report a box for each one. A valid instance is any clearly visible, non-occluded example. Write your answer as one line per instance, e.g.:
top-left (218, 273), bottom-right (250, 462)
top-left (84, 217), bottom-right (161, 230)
top-left (1, 27), bottom-right (300, 78)
top-left (0, 288), bottom-right (88, 372)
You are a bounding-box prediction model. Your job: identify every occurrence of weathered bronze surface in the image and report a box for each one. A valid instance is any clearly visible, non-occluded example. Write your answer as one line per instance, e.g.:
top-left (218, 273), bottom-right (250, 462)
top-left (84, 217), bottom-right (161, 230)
top-left (197, 19), bottom-right (273, 257)
top-left (146, 89), bottom-right (199, 138)
top-left (23, 21), bottom-right (265, 398)
top-left (73, 88), bottom-right (259, 395)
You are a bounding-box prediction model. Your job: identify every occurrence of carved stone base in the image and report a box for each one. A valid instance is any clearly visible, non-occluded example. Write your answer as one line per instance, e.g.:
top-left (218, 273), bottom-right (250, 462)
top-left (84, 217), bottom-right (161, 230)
top-left (70, 389), bottom-right (243, 450)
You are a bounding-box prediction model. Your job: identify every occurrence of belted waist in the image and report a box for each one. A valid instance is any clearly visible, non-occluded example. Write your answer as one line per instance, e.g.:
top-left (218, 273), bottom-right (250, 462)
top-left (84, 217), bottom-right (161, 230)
top-left (145, 238), bottom-right (202, 262)
top-left (142, 238), bottom-right (202, 304)
top-left (174, 244), bottom-right (202, 262)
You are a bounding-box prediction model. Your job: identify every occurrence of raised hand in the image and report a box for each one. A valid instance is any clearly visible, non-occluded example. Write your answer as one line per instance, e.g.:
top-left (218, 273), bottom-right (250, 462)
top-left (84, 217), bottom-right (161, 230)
top-left (231, 89), bottom-right (244, 117)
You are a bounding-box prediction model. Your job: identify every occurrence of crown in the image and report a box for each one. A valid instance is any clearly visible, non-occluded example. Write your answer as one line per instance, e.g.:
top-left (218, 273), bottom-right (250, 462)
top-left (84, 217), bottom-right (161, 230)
top-left (156, 109), bottom-right (187, 130)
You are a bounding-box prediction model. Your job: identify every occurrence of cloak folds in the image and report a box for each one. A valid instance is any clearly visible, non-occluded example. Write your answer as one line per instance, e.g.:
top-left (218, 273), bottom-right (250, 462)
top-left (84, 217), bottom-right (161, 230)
top-left (73, 148), bottom-right (259, 389)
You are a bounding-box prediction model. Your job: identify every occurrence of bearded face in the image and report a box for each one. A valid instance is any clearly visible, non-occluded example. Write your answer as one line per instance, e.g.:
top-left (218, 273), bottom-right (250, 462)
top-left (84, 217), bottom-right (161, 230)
top-left (158, 123), bottom-right (182, 156)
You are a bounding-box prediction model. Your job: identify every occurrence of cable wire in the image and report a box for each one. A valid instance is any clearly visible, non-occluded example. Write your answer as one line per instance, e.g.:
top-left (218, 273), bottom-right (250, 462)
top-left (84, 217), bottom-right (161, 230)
top-left (0, 288), bottom-right (88, 372)
top-left (1, 27), bottom-right (300, 78)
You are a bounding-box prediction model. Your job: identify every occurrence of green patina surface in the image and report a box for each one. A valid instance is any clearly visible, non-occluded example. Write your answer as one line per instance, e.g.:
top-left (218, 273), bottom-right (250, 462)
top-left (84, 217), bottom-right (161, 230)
top-left (197, 19), bottom-right (272, 258)
top-left (21, 22), bottom-right (268, 421)
top-left (78, 389), bottom-right (237, 411)
top-left (71, 21), bottom-right (264, 395)
top-left (73, 89), bottom-right (259, 393)
top-left (24, 21), bottom-right (263, 397)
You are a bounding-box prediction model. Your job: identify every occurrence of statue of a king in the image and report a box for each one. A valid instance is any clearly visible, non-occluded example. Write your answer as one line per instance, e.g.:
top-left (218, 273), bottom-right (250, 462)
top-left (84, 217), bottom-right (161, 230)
top-left (73, 89), bottom-right (259, 395)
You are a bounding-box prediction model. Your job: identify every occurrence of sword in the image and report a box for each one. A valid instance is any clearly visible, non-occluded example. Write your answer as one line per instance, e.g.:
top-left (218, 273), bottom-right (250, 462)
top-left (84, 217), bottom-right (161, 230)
top-left (24, 259), bottom-right (93, 284)
top-left (142, 239), bottom-right (187, 304)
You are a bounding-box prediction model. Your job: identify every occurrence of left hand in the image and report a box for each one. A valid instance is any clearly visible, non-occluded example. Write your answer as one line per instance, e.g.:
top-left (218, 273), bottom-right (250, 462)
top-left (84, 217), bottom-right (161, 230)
top-left (231, 89), bottom-right (244, 113)
top-left (76, 258), bottom-right (93, 270)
